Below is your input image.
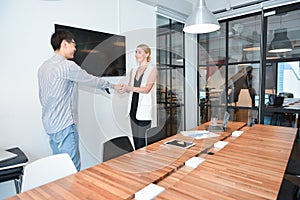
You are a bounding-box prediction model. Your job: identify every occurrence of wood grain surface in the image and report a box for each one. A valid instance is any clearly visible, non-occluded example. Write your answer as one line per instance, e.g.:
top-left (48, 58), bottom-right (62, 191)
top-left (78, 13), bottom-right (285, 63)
top-left (156, 125), bottom-right (297, 200)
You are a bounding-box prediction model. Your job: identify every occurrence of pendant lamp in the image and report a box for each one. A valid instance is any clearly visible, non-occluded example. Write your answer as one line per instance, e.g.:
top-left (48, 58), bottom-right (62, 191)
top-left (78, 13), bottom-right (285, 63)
top-left (183, 0), bottom-right (220, 34)
top-left (268, 28), bottom-right (293, 53)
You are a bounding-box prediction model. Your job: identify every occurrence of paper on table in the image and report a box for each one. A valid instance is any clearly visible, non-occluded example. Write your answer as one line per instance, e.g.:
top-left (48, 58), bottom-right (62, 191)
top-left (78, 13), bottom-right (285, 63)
top-left (232, 130), bottom-right (244, 137)
top-left (181, 130), bottom-right (220, 139)
top-left (214, 141), bottom-right (229, 149)
top-left (185, 157), bottom-right (206, 168)
top-left (135, 183), bottom-right (165, 200)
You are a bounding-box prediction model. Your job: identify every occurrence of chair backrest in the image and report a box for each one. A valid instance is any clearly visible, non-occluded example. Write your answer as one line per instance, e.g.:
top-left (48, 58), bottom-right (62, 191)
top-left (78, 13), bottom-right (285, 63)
top-left (21, 153), bottom-right (77, 192)
top-left (145, 126), bottom-right (166, 146)
top-left (274, 96), bottom-right (285, 107)
top-left (103, 136), bottom-right (134, 162)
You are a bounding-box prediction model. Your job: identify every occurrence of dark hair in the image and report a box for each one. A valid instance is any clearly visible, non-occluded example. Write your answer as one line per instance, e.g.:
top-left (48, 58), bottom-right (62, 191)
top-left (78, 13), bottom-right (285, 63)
top-left (50, 29), bottom-right (75, 51)
top-left (246, 66), bottom-right (253, 73)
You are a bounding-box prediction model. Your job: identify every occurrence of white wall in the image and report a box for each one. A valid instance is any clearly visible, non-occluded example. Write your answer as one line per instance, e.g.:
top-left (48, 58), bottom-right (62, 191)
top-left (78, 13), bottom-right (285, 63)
top-left (184, 33), bottom-right (198, 129)
top-left (0, 0), bottom-right (155, 198)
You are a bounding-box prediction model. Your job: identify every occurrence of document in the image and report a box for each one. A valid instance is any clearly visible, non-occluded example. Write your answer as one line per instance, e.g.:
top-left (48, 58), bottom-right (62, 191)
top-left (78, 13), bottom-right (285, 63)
top-left (181, 130), bottom-right (220, 139)
top-left (232, 130), bottom-right (244, 137)
top-left (213, 141), bottom-right (229, 149)
top-left (185, 157), bottom-right (206, 168)
top-left (164, 139), bottom-right (195, 149)
top-left (135, 183), bottom-right (165, 200)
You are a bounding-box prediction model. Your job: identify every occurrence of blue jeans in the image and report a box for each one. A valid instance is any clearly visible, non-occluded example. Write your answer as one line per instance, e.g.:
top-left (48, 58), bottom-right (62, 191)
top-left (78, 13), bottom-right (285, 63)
top-left (48, 124), bottom-right (81, 171)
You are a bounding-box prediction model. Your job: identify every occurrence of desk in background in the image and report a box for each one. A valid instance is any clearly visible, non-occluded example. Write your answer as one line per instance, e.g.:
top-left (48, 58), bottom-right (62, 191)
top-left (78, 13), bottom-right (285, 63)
top-left (265, 98), bottom-right (300, 128)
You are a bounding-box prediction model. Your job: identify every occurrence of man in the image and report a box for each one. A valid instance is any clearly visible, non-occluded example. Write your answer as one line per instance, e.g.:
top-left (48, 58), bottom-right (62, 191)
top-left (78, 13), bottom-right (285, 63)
top-left (38, 29), bottom-right (120, 171)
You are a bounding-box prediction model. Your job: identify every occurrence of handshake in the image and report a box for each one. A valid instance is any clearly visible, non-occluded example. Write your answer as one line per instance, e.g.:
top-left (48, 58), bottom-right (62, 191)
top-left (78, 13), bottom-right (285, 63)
top-left (113, 84), bottom-right (128, 94)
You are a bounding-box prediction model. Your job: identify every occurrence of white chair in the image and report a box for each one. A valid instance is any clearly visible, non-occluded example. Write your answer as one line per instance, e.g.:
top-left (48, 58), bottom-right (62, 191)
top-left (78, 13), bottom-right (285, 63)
top-left (21, 153), bottom-right (77, 192)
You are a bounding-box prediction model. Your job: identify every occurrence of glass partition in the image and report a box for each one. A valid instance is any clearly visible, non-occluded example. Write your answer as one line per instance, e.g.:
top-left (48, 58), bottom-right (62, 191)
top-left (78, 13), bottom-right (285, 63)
top-left (198, 14), bottom-right (261, 125)
top-left (266, 8), bottom-right (300, 60)
top-left (228, 15), bottom-right (261, 63)
top-left (262, 5), bottom-right (300, 126)
top-left (198, 23), bottom-right (226, 123)
top-left (264, 6), bottom-right (300, 96)
top-left (198, 2), bottom-right (300, 127)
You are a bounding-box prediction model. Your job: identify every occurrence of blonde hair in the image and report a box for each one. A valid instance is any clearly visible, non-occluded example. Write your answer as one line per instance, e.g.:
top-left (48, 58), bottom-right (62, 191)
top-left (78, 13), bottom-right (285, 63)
top-left (137, 44), bottom-right (151, 62)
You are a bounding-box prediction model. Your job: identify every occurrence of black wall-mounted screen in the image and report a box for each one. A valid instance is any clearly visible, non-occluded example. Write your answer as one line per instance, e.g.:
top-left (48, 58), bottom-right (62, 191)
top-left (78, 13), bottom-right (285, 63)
top-left (55, 24), bottom-right (126, 77)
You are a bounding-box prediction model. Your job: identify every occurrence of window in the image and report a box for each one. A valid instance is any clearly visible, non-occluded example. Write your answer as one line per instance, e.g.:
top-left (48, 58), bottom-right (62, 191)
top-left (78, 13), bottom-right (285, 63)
top-left (277, 61), bottom-right (300, 97)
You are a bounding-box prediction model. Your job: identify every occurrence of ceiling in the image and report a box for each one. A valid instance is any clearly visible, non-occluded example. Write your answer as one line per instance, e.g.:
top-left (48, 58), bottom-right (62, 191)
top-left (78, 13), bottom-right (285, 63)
top-left (136, 0), bottom-right (298, 21)
top-left (137, 0), bottom-right (272, 15)
top-left (183, 0), bottom-right (270, 12)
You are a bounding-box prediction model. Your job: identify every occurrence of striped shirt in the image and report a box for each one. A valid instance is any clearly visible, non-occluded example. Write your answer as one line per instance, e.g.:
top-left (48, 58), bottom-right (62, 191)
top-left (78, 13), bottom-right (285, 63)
top-left (38, 53), bottom-right (113, 133)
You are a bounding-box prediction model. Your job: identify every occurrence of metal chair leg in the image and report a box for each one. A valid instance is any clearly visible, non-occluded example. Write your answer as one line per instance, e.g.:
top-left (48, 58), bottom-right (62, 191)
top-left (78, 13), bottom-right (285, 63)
top-left (14, 174), bottom-right (23, 194)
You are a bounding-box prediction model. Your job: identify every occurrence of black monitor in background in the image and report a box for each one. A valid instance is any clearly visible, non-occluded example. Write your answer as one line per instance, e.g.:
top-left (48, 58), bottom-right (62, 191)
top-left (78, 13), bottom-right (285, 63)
top-left (55, 24), bottom-right (126, 77)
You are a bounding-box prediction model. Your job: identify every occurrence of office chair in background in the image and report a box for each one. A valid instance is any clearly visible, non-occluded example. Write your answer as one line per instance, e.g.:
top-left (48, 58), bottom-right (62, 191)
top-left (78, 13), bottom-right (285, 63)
top-left (270, 92), bottom-right (294, 127)
top-left (279, 92), bottom-right (295, 127)
top-left (278, 135), bottom-right (300, 200)
top-left (277, 175), bottom-right (300, 200)
top-left (21, 153), bottom-right (77, 192)
top-left (102, 136), bottom-right (134, 162)
top-left (278, 159), bottom-right (300, 199)
top-left (145, 109), bottom-right (169, 146)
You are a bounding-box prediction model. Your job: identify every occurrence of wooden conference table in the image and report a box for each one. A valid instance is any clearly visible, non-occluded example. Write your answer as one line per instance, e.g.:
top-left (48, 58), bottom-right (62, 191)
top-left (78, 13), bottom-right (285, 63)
top-left (156, 124), bottom-right (297, 199)
top-left (8, 122), bottom-right (297, 200)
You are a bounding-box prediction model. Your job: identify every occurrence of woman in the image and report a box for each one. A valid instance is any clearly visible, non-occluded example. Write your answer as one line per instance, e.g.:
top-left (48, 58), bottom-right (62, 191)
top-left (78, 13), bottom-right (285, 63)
top-left (119, 44), bottom-right (157, 149)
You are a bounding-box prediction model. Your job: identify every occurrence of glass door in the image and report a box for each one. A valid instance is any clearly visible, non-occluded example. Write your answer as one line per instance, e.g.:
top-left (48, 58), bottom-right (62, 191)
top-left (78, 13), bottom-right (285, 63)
top-left (156, 15), bottom-right (185, 136)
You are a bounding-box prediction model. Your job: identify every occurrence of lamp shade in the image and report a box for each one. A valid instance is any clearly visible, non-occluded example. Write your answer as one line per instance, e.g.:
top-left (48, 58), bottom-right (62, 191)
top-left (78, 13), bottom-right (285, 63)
top-left (183, 0), bottom-right (220, 34)
top-left (268, 28), bottom-right (293, 53)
